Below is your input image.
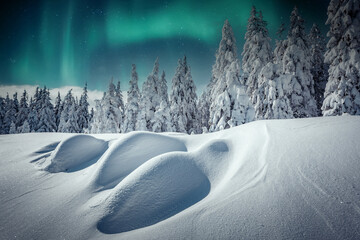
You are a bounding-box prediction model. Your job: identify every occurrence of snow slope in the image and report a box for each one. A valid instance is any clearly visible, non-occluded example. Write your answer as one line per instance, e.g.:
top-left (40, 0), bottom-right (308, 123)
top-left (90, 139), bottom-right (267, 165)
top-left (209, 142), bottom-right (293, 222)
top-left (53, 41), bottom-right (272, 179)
top-left (0, 116), bottom-right (360, 240)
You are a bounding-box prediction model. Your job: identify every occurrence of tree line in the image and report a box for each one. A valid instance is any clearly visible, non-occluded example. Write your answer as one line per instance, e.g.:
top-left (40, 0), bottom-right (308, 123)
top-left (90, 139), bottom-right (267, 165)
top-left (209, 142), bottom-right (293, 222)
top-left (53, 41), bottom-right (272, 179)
top-left (0, 0), bottom-right (359, 134)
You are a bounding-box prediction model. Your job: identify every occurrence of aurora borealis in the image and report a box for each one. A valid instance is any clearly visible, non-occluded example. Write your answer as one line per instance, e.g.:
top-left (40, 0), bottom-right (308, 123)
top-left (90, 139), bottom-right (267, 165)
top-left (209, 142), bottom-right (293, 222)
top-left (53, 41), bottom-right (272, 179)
top-left (0, 0), bottom-right (329, 92)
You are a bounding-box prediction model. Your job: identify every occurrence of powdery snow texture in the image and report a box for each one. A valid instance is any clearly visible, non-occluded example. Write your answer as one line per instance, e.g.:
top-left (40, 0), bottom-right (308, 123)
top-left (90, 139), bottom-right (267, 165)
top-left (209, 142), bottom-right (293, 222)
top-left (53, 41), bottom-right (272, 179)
top-left (46, 135), bottom-right (108, 173)
top-left (0, 116), bottom-right (360, 240)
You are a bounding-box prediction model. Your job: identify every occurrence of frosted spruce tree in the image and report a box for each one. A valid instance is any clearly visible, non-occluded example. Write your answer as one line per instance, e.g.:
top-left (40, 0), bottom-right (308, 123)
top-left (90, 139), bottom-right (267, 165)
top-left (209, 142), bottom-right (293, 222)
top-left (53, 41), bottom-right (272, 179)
top-left (89, 100), bottom-right (105, 134)
top-left (274, 22), bottom-right (287, 64)
top-left (115, 80), bottom-right (125, 118)
top-left (136, 58), bottom-right (161, 131)
top-left (170, 58), bottom-right (187, 132)
top-left (77, 83), bottom-right (90, 132)
top-left (0, 97), bottom-right (6, 134)
top-left (101, 79), bottom-right (123, 133)
top-left (207, 20), bottom-right (254, 131)
top-left (152, 101), bottom-right (173, 132)
top-left (123, 64), bottom-right (140, 133)
top-left (159, 70), bottom-right (169, 103)
top-left (197, 87), bottom-right (211, 133)
top-left (255, 8), bottom-right (318, 120)
top-left (242, 6), bottom-right (259, 85)
top-left (58, 89), bottom-right (79, 133)
top-left (62, 103), bottom-right (80, 133)
top-left (255, 63), bottom-right (294, 119)
top-left (3, 93), bottom-right (18, 133)
top-left (308, 23), bottom-right (328, 115)
top-left (281, 6), bottom-right (317, 118)
top-left (9, 122), bottom-right (16, 134)
top-left (89, 107), bottom-right (94, 123)
top-left (152, 70), bottom-right (173, 132)
top-left (242, 7), bottom-right (272, 106)
top-left (54, 92), bottom-right (62, 130)
top-left (36, 87), bottom-right (56, 132)
top-left (170, 56), bottom-right (198, 133)
top-left (183, 60), bottom-right (199, 133)
top-left (322, 0), bottom-right (360, 116)
top-left (27, 97), bottom-right (39, 132)
top-left (15, 90), bottom-right (29, 132)
top-left (20, 120), bottom-right (30, 133)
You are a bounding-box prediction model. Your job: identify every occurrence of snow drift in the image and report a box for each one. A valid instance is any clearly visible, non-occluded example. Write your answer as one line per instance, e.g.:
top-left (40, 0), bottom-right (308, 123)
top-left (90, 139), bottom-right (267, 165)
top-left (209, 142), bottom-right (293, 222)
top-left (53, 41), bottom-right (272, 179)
top-left (92, 132), bottom-right (187, 189)
top-left (0, 116), bottom-right (360, 240)
top-left (46, 134), bottom-right (108, 173)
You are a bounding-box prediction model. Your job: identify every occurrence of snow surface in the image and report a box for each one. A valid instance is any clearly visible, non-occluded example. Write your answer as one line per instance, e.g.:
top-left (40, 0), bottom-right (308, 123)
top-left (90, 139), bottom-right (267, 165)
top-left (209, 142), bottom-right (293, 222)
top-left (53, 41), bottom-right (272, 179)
top-left (1, 116), bottom-right (360, 239)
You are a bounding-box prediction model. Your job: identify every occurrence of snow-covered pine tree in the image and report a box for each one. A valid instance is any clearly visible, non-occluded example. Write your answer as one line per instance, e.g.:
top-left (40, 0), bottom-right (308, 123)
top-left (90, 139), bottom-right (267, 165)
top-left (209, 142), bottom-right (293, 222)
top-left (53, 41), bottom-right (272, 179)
top-left (211, 20), bottom-right (238, 86)
top-left (20, 120), bottom-right (30, 133)
top-left (15, 90), bottom-right (29, 132)
top-left (281, 6), bottom-right (317, 118)
top-left (159, 71), bottom-right (169, 103)
top-left (54, 92), bottom-right (62, 131)
top-left (123, 64), bottom-right (141, 133)
top-left (255, 63), bottom-right (294, 119)
top-left (152, 70), bottom-right (173, 132)
top-left (27, 88), bottom-right (42, 132)
top-left (152, 101), bottom-right (173, 132)
top-left (115, 81), bottom-right (125, 116)
top-left (3, 93), bottom-right (18, 134)
top-left (242, 6), bottom-right (259, 85)
top-left (93, 79), bottom-right (123, 133)
top-left (207, 20), bottom-right (254, 131)
top-left (63, 103), bottom-right (80, 133)
top-left (242, 7), bottom-right (272, 106)
top-left (58, 89), bottom-right (79, 133)
top-left (274, 22), bottom-right (287, 63)
top-left (12, 92), bottom-right (19, 125)
top-left (170, 56), bottom-right (198, 133)
top-left (308, 23), bottom-right (329, 115)
top-left (322, 0), bottom-right (360, 116)
top-left (197, 88), bottom-right (211, 133)
top-left (115, 80), bottom-right (125, 123)
top-left (183, 57), bottom-right (199, 133)
top-left (136, 58), bottom-right (161, 131)
top-left (27, 97), bottom-right (38, 132)
top-left (89, 107), bottom-right (94, 123)
top-left (0, 97), bottom-right (6, 134)
top-left (89, 100), bottom-right (104, 134)
top-left (170, 58), bottom-right (187, 133)
top-left (9, 122), bottom-right (16, 134)
top-left (77, 83), bottom-right (90, 132)
top-left (37, 87), bottom-right (56, 132)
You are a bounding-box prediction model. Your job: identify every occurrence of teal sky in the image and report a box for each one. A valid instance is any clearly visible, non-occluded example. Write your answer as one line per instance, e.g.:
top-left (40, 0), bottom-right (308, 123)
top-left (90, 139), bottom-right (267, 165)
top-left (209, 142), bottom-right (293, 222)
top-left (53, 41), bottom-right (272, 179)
top-left (0, 0), bottom-right (329, 92)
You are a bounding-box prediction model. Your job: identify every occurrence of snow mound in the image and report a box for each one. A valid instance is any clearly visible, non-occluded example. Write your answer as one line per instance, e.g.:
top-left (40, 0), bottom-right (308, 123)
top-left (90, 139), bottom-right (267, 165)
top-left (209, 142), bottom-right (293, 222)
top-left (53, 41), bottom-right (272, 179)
top-left (46, 135), bottom-right (108, 173)
top-left (92, 132), bottom-right (187, 188)
top-left (97, 153), bottom-right (210, 234)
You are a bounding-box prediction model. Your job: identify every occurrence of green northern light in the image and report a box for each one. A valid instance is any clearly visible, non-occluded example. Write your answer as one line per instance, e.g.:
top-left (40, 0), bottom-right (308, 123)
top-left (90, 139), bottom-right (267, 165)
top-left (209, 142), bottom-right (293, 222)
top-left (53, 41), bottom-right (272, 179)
top-left (0, 0), bottom-right (329, 92)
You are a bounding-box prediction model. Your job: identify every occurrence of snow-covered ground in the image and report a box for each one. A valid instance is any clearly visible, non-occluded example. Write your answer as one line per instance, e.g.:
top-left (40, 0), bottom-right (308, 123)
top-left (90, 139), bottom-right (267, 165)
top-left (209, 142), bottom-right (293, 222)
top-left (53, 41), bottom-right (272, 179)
top-left (1, 116), bottom-right (360, 240)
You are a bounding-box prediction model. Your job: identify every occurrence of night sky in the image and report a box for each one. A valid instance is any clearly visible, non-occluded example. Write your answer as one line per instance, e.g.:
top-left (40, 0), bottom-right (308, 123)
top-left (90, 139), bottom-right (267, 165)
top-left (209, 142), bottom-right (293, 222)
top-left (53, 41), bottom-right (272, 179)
top-left (0, 0), bottom-right (329, 93)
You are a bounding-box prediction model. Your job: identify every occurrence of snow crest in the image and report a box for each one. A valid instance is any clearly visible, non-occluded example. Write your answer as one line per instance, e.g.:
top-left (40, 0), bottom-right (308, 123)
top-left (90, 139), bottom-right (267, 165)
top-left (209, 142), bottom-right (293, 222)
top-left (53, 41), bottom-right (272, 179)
top-left (46, 135), bottom-right (108, 173)
top-left (92, 132), bottom-right (187, 188)
top-left (97, 154), bottom-right (210, 234)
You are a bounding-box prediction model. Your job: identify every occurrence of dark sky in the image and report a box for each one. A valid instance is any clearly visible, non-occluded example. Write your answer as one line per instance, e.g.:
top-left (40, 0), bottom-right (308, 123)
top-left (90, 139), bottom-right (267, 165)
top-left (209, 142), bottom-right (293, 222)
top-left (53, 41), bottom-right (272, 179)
top-left (0, 0), bottom-right (330, 92)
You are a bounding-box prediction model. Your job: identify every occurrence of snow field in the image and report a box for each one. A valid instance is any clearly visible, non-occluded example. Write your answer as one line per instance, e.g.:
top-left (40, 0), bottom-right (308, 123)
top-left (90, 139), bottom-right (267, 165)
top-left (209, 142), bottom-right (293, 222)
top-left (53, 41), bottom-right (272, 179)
top-left (0, 116), bottom-right (360, 239)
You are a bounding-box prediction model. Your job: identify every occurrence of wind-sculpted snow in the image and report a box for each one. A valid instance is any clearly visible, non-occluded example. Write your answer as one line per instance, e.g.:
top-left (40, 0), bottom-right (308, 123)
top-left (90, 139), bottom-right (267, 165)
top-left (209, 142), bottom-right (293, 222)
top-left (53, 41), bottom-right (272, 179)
top-left (92, 132), bottom-right (187, 188)
top-left (97, 154), bottom-right (210, 234)
top-left (1, 117), bottom-right (360, 240)
top-left (46, 135), bottom-right (108, 172)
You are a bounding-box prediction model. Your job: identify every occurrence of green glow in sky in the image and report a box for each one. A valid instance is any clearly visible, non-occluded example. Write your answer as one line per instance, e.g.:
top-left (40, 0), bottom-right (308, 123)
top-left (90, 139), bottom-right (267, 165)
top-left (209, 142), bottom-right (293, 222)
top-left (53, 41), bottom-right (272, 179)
top-left (104, 0), bottom-right (280, 46)
top-left (2, 0), bottom-right (328, 91)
